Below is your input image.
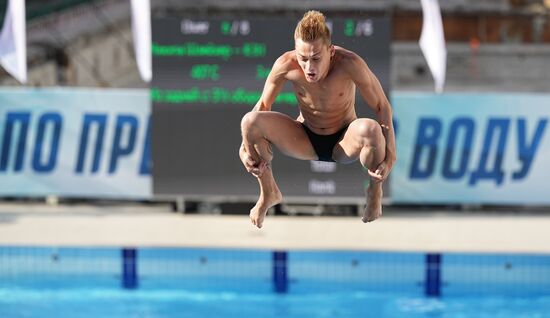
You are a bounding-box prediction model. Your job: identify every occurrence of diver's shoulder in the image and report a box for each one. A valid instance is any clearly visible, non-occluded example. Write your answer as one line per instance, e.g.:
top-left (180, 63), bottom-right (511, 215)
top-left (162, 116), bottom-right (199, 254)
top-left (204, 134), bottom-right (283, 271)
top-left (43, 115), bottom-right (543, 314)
top-left (334, 46), bottom-right (366, 71)
top-left (273, 50), bottom-right (298, 72)
top-left (277, 50), bottom-right (298, 64)
top-left (334, 46), bottom-right (362, 62)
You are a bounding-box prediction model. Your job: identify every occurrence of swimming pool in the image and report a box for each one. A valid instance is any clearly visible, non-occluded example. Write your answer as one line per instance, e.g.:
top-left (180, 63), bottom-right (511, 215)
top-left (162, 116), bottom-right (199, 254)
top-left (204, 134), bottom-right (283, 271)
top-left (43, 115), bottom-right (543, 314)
top-left (1, 246), bottom-right (550, 317)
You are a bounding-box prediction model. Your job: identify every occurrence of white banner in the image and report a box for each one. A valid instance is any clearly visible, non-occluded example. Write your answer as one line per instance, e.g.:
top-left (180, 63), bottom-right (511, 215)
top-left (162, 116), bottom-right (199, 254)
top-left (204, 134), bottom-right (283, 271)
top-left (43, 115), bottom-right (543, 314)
top-left (419, 0), bottom-right (446, 93)
top-left (0, 0), bottom-right (26, 83)
top-left (130, 0), bottom-right (152, 82)
top-left (0, 88), bottom-right (151, 198)
top-left (392, 92), bottom-right (550, 205)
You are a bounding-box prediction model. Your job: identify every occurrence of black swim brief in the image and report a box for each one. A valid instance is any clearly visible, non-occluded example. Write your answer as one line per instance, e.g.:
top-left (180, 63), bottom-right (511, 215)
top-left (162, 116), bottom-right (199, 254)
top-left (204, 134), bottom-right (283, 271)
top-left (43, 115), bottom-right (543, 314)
top-left (301, 123), bottom-right (349, 162)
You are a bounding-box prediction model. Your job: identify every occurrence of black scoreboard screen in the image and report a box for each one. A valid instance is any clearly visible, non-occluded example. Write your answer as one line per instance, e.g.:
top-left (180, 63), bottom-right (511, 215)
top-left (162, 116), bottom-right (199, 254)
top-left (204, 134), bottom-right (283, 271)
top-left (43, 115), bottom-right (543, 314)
top-left (152, 16), bottom-right (391, 201)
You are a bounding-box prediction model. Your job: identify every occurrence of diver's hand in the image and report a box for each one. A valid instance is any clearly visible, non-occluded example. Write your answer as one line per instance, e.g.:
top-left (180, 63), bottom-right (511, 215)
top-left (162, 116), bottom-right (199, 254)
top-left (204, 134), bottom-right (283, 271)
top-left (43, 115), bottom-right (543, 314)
top-left (239, 143), bottom-right (268, 178)
top-left (368, 157), bottom-right (394, 182)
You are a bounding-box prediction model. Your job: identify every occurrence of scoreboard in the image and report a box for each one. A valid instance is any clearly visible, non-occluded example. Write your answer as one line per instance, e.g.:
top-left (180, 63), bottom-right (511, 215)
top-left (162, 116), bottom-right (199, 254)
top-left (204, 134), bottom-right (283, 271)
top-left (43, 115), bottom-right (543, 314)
top-left (152, 16), bottom-right (391, 201)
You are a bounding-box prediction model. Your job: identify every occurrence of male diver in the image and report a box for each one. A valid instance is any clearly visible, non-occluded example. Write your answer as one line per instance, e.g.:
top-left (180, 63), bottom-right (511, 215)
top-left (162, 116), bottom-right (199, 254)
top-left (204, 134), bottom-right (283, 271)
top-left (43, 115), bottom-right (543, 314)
top-left (240, 11), bottom-right (396, 228)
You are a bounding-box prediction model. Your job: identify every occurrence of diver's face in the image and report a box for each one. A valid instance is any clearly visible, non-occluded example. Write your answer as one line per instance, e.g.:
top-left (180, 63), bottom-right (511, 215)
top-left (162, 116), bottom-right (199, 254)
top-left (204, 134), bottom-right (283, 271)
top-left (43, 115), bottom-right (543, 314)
top-left (295, 38), bottom-right (333, 83)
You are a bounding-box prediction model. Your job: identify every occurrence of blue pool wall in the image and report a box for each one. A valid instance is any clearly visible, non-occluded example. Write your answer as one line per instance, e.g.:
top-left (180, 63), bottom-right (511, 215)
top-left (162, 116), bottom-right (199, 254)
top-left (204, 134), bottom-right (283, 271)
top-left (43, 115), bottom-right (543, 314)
top-left (1, 246), bottom-right (550, 297)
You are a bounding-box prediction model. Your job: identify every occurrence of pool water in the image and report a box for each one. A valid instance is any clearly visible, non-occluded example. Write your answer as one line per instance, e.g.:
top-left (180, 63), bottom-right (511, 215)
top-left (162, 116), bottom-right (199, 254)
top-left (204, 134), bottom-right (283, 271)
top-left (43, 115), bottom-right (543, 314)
top-left (1, 287), bottom-right (550, 318)
top-left (2, 247), bottom-right (550, 317)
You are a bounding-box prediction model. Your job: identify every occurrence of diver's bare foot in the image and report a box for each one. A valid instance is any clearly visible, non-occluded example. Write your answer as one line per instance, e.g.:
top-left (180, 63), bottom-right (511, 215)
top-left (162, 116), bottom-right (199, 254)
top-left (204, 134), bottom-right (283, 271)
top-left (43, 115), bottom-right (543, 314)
top-left (362, 183), bottom-right (383, 223)
top-left (250, 190), bottom-right (282, 228)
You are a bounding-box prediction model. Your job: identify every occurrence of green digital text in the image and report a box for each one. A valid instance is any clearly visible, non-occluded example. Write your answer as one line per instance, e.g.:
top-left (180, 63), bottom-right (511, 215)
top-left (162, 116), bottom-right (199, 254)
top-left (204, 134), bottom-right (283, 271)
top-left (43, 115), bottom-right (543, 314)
top-left (256, 65), bottom-right (271, 80)
top-left (190, 64), bottom-right (220, 80)
top-left (152, 42), bottom-right (266, 59)
top-left (344, 19), bottom-right (355, 37)
top-left (151, 87), bottom-right (297, 105)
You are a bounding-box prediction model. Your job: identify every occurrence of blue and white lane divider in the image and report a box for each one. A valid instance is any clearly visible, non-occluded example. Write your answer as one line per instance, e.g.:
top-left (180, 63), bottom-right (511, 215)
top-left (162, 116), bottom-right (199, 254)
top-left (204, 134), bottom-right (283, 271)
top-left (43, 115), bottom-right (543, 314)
top-left (425, 253), bottom-right (442, 297)
top-left (273, 251), bottom-right (288, 293)
top-left (122, 248), bottom-right (138, 289)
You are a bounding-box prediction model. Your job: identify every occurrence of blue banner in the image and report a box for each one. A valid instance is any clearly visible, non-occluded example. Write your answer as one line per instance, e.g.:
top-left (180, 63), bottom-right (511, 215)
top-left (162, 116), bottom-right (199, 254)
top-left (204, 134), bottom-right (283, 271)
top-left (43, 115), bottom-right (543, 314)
top-left (0, 88), bottom-right (151, 198)
top-left (392, 92), bottom-right (550, 205)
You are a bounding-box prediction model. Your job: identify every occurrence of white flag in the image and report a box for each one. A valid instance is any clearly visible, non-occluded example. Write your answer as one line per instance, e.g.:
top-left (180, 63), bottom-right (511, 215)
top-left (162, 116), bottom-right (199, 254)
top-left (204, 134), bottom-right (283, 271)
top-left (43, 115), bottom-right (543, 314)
top-left (130, 0), bottom-right (151, 82)
top-left (419, 0), bottom-right (446, 93)
top-left (0, 0), bottom-right (27, 83)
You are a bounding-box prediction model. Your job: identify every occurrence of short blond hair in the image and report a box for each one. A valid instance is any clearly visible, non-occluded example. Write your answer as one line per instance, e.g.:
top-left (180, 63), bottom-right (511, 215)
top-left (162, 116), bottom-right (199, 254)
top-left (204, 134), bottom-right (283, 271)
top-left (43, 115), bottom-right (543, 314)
top-left (294, 10), bottom-right (331, 46)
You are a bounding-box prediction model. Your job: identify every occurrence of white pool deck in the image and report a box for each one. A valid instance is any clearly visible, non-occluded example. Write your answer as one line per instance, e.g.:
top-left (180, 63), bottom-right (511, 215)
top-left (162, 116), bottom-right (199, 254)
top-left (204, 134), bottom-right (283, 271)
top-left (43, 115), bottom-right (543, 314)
top-left (0, 202), bottom-right (549, 254)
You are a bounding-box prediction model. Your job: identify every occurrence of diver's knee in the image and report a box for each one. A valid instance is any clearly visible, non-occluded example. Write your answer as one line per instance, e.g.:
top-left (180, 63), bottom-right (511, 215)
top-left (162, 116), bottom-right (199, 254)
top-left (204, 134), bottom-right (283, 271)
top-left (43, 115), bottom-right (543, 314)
top-left (352, 118), bottom-right (383, 147)
top-left (241, 111), bottom-right (263, 131)
top-left (355, 119), bottom-right (382, 138)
